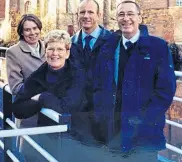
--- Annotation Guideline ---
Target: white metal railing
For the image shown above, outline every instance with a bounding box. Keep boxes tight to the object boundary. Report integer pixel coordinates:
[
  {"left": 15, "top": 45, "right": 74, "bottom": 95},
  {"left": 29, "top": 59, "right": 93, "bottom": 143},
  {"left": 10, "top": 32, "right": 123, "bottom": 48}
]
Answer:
[
  {"left": 2, "top": 83, "right": 62, "bottom": 123},
  {"left": 0, "top": 47, "right": 8, "bottom": 50},
  {"left": 4, "top": 117, "right": 60, "bottom": 162},
  {"left": 164, "top": 71, "right": 182, "bottom": 157},
  {"left": 0, "top": 139, "right": 20, "bottom": 162},
  {"left": 175, "top": 71, "right": 182, "bottom": 77},
  {"left": 0, "top": 82, "right": 68, "bottom": 162}
]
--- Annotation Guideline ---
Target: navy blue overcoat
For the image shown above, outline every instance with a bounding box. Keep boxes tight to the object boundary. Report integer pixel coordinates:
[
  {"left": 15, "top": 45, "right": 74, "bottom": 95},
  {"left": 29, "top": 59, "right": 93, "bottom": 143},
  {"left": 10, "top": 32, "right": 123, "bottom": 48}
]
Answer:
[{"left": 92, "top": 33, "right": 176, "bottom": 151}]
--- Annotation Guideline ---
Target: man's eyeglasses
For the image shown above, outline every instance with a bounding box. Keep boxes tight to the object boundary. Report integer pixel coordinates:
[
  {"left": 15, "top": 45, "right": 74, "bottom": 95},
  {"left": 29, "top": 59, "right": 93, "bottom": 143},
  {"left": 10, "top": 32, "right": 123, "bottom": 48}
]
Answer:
[{"left": 118, "top": 12, "right": 140, "bottom": 19}]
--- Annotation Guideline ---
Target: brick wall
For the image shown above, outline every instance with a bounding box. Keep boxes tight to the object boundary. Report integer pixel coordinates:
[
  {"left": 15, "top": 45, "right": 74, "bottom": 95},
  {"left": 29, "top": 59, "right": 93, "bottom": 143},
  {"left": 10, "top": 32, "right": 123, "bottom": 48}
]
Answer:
[
  {"left": 142, "top": 9, "right": 174, "bottom": 42},
  {"left": 0, "top": 0, "right": 5, "bottom": 19},
  {"left": 138, "top": 0, "right": 177, "bottom": 9},
  {"left": 138, "top": 0, "right": 168, "bottom": 9},
  {"left": 169, "top": 7, "right": 182, "bottom": 42},
  {"left": 169, "top": 0, "right": 177, "bottom": 7}
]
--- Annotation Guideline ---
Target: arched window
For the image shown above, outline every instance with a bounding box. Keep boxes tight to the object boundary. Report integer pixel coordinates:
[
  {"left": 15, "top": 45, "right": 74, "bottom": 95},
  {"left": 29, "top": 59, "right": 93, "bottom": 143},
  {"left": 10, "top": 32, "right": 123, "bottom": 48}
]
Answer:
[{"left": 25, "top": 1, "right": 31, "bottom": 13}]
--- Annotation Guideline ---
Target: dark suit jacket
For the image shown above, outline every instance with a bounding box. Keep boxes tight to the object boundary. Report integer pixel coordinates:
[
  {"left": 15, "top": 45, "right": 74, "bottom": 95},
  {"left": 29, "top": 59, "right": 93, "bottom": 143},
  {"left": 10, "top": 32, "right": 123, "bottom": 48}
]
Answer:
[
  {"left": 70, "top": 26, "right": 112, "bottom": 144},
  {"left": 71, "top": 25, "right": 111, "bottom": 70}
]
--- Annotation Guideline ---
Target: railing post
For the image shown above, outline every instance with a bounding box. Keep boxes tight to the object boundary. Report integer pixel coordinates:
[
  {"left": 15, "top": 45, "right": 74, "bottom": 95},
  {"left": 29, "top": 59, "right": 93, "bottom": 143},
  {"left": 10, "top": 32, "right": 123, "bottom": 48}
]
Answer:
[
  {"left": 3, "top": 84, "right": 13, "bottom": 162},
  {"left": 59, "top": 114, "right": 71, "bottom": 147},
  {"left": 59, "top": 114, "right": 71, "bottom": 132}
]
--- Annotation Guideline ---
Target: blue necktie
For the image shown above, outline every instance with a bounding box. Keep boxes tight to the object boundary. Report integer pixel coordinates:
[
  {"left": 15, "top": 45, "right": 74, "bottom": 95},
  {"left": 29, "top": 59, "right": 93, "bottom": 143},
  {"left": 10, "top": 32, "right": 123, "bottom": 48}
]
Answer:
[
  {"left": 125, "top": 41, "right": 134, "bottom": 51},
  {"left": 84, "top": 35, "right": 93, "bottom": 55}
]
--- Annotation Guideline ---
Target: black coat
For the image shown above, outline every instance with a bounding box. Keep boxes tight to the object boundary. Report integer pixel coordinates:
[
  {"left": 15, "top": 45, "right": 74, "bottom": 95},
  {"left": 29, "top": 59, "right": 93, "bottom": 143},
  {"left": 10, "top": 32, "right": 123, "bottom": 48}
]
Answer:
[{"left": 12, "top": 60, "right": 88, "bottom": 127}]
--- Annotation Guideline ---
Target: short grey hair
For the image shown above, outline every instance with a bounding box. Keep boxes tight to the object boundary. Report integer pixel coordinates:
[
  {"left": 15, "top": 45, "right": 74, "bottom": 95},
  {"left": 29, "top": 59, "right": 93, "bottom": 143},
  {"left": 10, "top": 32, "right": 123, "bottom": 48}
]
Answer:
[{"left": 44, "top": 30, "right": 71, "bottom": 50}]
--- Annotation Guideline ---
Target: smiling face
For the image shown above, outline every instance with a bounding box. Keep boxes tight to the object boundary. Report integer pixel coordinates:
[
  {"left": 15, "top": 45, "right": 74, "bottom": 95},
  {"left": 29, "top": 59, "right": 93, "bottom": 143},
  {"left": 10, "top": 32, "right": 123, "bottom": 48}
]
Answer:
[
  {"left": 46, "top": 42, "right": 70, "bottom": 70},
  {"left": 78, "top": 0, "right": 100, "bottom": 34},
  {"left": 117, "top": 2, "right": 142, "bottom": 39},
  {"left": 22, "top": 20, "right": 41, "bottom": 45}
]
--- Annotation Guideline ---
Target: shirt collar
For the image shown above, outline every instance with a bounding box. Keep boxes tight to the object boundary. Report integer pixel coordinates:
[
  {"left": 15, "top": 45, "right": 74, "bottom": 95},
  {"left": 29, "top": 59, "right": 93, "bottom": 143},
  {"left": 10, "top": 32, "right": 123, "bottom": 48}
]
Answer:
[
  {"left": 82, "top": 26, "right": 101, "bottom": 41},
  {"left": 27, "top": 42, "right": 40, "bottom": 57},
  {"left": 28, "top": 42, "right": 39, "bottom": 52},
  {"left": 122, "top": 30, "right": 140, "bottom": 48}
]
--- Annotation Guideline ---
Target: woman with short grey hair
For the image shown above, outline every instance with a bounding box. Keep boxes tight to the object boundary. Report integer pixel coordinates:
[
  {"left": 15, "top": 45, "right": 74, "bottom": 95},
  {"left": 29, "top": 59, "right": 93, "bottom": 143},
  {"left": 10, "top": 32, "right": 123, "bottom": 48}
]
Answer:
[{"left": 11, "top": 29, "right": 87, "bottom": 161}]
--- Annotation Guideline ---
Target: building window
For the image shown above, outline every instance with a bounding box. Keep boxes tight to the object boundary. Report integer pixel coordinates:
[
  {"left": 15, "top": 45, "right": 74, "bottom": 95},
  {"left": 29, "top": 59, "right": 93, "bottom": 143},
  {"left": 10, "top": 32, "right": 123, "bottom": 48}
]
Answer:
[{"left": 176, "top": 0, "right": 182, "bottom": 6}]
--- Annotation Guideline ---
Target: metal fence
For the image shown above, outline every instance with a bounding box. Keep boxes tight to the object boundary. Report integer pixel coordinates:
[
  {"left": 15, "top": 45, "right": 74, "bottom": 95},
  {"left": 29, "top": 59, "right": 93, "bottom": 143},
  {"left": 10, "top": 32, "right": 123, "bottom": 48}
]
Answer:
[{"left": 0, "top": 82, "right": 70, "bottom": 162}]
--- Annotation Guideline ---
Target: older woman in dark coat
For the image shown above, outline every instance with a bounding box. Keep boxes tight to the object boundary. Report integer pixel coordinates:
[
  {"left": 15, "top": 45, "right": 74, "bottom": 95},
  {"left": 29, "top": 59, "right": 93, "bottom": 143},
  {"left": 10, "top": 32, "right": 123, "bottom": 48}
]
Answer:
[
  {"left": 12, "top": 30, "right": 87, "bottom": 123},
  {"left": 12, "top": 30, "right": 88, "bottom": 161}
]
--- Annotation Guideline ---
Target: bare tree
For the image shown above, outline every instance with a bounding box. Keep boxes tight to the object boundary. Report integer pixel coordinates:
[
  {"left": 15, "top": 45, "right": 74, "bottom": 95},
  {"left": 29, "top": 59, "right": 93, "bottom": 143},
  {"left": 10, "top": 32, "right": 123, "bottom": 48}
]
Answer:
[
  {"left": 56, "top": 0, "right": 61, "bottom": 29},
  {"left": 103, "top": 0, "right": 110, "bottom": 29},
  {"left": 111, "top": 0, "right": 116, "bottom": 11}
]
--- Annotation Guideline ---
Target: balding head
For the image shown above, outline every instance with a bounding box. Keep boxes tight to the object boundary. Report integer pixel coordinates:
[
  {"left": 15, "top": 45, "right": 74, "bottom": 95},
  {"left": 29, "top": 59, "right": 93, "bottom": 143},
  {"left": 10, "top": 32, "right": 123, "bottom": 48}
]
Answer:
[
  {"left": 78, "top": 0, "right": 100, "bottom": 14},
  {"left": 77, "top": 0, "right": 101, "bottom": 34}
]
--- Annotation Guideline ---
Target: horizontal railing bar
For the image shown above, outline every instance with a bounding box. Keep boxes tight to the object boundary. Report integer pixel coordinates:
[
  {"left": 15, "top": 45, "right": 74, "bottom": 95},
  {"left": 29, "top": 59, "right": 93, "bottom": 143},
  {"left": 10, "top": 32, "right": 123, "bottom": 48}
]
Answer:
[
  {"left": 166, "top": 119, "right": 182, "bottom": 129},
  {"left": 173, "top": 96, "right": 182, "bottom": 102},
  {"left": 41, "top": 108, "right": 60, "bottom": 123},
  {"left": 0, "top": 112, "right": 60, "bottom": 162},
  {"left": 0, "top": 83, "right": 61, "bottom": 123},
  {"left": 2, "top": 115, "right": 59, "bottom": 162},
  {"left": 166, "top": 143, "right": 182, "bottom": 155},
  {"left": 175, "top": 71, "right": 182, "bottom": 77},
  {"left": 0, "top": 140, "right": 20, "bottom": 162},
  {"left": 0, "top": 124, "right": 67, "bottom": 138},
  {"left": 0, "top": 47, "right": 8, "bottom": 50},
  {"left": 6, "top": 118, "right": 59, "bottom": 162},
  {"left": 176, "top": 80, "right": 182, "bottom": 83}
]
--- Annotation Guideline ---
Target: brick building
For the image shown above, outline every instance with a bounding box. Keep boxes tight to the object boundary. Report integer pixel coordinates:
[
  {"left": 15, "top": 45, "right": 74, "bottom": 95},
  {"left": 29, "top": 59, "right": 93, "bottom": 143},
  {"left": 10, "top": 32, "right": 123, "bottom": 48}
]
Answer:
[
  {"left": 0, "top": 0, "right": 182, "bottom": 43},
  {"left": 0, "top": 0, "right": 5, "bottom": 39},
  {"left": 0, "top": 0, "right": 5, "bottom": 20},
  {"left": 115, "top": 0, "right": 182, "bottom": 43},
  {"left": 136, "top": 0, "right": 182, "bottom": 43}
]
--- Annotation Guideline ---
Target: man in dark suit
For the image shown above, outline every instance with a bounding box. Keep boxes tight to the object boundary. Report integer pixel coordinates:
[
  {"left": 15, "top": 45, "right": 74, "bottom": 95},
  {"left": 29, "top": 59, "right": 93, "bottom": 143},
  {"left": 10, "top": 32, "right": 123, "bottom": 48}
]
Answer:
[
  {"left": 71, "top": 0, "right": 111, "bottom": 70},
  {"left": 70, "top": 0, "right": 111, "bottom": 146},
  {"left": 92, "top": 1, "right": 176, "bottom": 161}
]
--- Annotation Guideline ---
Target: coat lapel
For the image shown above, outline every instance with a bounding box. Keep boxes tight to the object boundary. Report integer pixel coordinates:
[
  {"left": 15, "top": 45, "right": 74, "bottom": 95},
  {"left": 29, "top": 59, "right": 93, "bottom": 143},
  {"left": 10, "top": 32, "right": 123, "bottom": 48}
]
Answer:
[
  {"left": 92, "top": 27, "right": 110, "bottom": 51},
  {"left": 101, "top": 33, "right": 121, "bottom": 86},
  {"left": 71, "top": 29, "right": 83, "bottom": 52},
  {"left": 18, "top": 40, "right": 45, "bottom": 59}
]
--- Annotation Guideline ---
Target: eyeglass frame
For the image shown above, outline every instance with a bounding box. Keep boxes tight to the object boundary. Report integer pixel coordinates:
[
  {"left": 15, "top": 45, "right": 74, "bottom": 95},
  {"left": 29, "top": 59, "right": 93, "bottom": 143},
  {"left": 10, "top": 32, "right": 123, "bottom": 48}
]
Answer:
[{"left": 117, "top": 12, "right": 140, "bottom": 19}]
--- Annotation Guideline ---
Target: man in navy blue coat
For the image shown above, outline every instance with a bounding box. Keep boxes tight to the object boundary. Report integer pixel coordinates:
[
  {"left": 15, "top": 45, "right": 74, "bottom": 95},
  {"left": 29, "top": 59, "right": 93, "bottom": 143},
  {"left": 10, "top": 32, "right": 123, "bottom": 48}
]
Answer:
[
  {"left": 92, "top": 1, "right": 176, "bottom": 161},
  {"left": 70, "top": 0, "right": 111, "bottom": 145}
]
